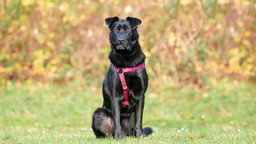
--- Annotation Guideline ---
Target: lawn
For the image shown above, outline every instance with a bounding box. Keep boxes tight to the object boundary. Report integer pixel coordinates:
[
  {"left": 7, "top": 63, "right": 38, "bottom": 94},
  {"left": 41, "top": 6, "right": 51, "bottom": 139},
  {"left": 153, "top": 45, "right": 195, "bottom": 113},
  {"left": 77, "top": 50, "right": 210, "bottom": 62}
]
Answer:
[{"left": 0, "top": 80, "right": 256, "bottom": 143}]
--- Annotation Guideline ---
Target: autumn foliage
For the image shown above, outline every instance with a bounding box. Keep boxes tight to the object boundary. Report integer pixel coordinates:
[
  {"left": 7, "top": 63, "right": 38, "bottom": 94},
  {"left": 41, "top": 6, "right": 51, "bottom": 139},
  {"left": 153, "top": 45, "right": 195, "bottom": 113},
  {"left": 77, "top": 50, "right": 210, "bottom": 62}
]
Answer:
[{"left": 0, "top": 0, "right": 256, "bottom": 86}]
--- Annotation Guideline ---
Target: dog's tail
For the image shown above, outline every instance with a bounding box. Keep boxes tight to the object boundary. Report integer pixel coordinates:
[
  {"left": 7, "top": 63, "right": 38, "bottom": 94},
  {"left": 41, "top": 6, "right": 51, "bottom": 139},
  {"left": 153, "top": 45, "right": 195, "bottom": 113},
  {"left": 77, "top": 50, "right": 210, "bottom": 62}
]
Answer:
[{"left": 143, "top": 127, "right": 153, "bottom": 136}]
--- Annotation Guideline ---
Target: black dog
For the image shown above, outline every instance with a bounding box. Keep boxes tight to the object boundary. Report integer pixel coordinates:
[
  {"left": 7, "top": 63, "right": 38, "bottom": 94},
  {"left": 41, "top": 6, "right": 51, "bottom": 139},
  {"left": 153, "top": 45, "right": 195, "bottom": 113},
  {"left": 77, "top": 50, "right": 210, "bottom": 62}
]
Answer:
[{"left": 91, "top": 16, "right": 152, "bottom": 139}]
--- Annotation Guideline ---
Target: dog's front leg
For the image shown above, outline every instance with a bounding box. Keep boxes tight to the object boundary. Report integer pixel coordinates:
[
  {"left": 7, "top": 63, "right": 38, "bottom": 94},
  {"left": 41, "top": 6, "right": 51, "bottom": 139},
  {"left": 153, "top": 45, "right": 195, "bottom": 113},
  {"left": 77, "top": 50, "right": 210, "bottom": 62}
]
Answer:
[
  {"left": 135, "top": 98, "right": 144, "bottom": 138},
  {"left": 111, "top": 97, "right": 122, "bottom": 139}
]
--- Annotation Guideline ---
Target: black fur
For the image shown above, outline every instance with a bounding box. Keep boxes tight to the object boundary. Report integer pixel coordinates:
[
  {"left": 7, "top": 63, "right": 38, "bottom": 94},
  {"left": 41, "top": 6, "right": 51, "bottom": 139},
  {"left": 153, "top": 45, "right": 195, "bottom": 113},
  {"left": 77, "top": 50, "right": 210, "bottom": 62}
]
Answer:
[{"left": 92, "top": 16, "right": 152, "bottom": 139}]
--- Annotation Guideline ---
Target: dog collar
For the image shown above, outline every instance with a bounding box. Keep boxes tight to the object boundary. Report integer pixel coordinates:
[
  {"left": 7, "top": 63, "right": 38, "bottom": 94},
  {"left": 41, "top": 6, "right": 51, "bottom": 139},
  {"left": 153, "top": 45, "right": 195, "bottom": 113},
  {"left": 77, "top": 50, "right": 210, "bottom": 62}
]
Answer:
[{"left": 112, "top": 63, "right": 145, "bottom": 106}]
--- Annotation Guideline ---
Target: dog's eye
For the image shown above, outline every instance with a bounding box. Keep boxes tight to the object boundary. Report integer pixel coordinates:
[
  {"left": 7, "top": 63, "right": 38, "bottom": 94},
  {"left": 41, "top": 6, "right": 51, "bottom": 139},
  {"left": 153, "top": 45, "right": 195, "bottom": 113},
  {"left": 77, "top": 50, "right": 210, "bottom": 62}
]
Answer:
[
  {"left": 125, "top": 28, "right": 131, "bottom": 33},
  {"left": 114, "top": 29, "right": 120, "bottom": 33}
]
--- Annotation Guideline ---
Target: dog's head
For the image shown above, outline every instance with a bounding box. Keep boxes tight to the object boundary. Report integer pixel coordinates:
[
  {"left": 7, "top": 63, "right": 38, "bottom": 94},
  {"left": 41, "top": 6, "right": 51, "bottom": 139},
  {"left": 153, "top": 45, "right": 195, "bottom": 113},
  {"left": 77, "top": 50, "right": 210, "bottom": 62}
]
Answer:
[{"left": 105, "top": 16, "right": 141, "bottom": 53}]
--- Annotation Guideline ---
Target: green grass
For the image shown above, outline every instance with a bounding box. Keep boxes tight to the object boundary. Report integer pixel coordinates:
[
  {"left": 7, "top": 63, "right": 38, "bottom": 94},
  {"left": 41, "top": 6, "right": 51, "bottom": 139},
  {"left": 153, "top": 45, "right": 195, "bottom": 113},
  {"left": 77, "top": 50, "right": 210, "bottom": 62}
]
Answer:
[{"left": 1, "top": 80, "right": 256, "bottom": 143}]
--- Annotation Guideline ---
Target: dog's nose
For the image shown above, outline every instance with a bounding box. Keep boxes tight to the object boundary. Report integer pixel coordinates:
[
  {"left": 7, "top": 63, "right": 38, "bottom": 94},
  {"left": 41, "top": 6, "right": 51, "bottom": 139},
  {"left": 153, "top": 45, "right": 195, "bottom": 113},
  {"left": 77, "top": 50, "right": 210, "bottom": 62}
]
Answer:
[{"left": 117, "top": 40, "right": 125, "bottom": 45}]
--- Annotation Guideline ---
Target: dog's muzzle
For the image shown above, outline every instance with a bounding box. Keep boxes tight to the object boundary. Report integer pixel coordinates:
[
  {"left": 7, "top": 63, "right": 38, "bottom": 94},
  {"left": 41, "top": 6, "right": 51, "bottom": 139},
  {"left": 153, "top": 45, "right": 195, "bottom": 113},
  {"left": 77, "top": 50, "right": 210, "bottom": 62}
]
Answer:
[
  {"left": 115, "top": 40, "right": 137, "bottom": 52},
  {"left": 116, "top": 40, "right": 129, "bottom": 51}
]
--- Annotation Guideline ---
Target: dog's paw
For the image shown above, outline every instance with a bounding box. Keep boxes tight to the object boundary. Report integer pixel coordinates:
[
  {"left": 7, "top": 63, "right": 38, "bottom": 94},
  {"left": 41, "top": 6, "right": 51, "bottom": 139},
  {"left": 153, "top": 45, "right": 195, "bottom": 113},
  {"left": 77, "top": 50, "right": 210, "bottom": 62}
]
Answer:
[
  {"left": 114, "top": 130, "right": 122, "bottom": 139},
  {"left": 135, "top": 129, "right": 144, "bottom": 138}
]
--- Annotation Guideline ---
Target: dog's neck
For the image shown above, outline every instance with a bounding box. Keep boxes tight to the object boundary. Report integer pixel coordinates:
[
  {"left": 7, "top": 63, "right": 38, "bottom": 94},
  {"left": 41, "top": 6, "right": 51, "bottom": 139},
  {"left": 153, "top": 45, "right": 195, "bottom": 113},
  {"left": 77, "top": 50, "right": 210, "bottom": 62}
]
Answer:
[{"left": 109, "top": 42, "right": 145, "bottom": 68}]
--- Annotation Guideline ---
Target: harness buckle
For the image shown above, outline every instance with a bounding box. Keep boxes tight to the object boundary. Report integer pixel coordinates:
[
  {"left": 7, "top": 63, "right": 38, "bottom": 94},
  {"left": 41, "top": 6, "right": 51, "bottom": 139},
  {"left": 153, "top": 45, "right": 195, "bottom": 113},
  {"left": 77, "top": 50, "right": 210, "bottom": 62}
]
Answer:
[{"left": 117, "top": 69, "right": 123, "bottom": 74}]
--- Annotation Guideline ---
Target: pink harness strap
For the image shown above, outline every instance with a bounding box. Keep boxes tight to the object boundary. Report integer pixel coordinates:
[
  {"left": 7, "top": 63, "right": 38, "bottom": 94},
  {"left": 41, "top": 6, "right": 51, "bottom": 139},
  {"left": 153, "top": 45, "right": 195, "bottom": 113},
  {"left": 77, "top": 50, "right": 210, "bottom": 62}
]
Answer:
[{"left": 113, "top": 63, "right": 145, "bottom": 106}]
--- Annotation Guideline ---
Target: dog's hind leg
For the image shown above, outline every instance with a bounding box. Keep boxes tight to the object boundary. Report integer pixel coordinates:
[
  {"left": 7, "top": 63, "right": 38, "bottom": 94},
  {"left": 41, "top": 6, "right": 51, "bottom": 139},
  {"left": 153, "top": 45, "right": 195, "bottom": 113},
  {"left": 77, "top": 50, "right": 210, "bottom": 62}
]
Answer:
[{"left": 92, "top": 108, "right": 114, "bottom": 138}]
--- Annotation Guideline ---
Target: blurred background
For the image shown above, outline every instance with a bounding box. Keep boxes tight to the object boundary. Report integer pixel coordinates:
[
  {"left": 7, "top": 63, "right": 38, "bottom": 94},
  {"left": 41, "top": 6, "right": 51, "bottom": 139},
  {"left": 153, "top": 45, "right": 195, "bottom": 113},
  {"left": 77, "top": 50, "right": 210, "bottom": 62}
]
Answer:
[
  {"left": 1, "top": 1, "right": 256, "bottom": 142},
  {"left": 0, "top": 0, "right": 256, "bottom": 87}
]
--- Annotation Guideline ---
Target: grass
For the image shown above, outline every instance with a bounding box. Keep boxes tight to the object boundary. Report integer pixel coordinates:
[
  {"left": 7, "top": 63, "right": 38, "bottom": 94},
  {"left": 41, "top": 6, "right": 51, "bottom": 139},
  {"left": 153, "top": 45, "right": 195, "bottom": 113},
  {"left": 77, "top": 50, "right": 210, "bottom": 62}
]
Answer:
[{"left": 0, "top": 79, "right": 256, "bottom": 143}]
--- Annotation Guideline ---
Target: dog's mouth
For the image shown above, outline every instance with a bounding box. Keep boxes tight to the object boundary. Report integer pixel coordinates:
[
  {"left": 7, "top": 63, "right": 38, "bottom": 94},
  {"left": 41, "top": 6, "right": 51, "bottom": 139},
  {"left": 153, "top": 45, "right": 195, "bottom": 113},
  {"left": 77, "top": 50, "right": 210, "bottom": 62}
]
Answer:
[
  {"left": 116, "top": 44, "right": 127, "bottom": 50},
  {"left": 114, "top": 40, "right": 137, "bottom": 53},
  {"left": 116, "top": 44, "right": 132, "bottom": 52}
]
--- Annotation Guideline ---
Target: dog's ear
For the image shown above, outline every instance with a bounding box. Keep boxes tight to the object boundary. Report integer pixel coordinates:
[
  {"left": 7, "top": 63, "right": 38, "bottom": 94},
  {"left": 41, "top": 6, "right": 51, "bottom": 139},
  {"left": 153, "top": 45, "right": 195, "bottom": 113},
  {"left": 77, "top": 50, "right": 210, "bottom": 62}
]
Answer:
[
  {"left": 105, "top": 16, "right": 119, "bottom": 29},
  {"left": 126, "top": 17, "right": 142, "bottom": 29}
]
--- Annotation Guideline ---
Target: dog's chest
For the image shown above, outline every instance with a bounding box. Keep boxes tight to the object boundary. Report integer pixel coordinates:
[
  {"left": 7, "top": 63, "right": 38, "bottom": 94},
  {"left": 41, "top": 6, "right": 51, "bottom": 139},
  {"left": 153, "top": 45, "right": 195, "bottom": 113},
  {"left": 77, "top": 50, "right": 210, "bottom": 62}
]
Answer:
[{"left": 116, "top": 72, "right": 145, "bottom": 99}]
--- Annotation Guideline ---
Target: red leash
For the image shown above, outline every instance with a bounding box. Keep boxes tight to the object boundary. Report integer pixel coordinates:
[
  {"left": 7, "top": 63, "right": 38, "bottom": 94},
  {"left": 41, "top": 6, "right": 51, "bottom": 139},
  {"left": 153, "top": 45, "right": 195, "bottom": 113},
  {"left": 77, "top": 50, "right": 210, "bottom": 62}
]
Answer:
[{"left": 113, "top": 63, "right": 145, "bottom": 106}]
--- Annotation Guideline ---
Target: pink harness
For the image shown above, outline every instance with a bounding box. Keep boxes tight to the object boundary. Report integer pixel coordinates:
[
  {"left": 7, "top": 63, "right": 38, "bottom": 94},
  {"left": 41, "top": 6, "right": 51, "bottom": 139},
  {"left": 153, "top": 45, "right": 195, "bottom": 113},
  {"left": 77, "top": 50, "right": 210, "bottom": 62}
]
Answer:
[{"left": 113, "top": 63, "right": 145, "bottom": 106}]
